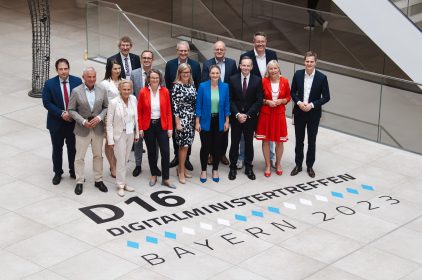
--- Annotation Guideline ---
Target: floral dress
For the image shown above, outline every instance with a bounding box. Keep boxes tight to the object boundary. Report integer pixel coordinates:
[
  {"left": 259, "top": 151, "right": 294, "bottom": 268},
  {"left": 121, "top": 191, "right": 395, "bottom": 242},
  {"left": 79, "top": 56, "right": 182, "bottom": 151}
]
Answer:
[{"left": 171, "top": 83, "right": 196, "bottom": 147}]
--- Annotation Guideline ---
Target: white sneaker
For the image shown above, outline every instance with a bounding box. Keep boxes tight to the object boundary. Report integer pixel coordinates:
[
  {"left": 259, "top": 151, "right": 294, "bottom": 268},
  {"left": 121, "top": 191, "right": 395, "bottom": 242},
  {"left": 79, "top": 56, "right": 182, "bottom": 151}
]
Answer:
[
  {"left": 124, "top": 185, "right": 135, "bottom": 192},
  {"left": 236, "top": 159, "right": 244, "bottom": 169}
]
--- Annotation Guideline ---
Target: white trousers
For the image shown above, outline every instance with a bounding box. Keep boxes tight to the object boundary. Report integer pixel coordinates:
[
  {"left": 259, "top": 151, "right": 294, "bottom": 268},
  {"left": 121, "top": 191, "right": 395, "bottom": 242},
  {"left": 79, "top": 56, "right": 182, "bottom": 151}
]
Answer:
[{"left": 114, "top": 132, "right": 134, "bottom": 188}]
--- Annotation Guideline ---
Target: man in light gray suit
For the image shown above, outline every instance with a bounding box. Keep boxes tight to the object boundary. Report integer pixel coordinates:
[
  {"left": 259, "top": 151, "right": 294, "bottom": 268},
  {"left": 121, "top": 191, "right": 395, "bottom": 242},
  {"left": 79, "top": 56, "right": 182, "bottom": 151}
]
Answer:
[
  {"left": 130, "top": 50, "right": 160, "bottom": 177},
  {"left": 68, "top": 66, "right": 109, "bottom": 195}
]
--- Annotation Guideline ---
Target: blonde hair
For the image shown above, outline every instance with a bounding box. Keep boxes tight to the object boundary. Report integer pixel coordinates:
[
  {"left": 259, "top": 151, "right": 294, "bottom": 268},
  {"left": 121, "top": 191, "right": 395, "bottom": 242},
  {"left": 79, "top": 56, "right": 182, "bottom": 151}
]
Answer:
[
  {"left": 118, "top": 80, "right": 133, "bottom": 92},
  {"left": 264, "top": 60, "right": 281, "bottom": 78},
  {"left": 174, "top": 63, "right": 193, "bottom": 84}
]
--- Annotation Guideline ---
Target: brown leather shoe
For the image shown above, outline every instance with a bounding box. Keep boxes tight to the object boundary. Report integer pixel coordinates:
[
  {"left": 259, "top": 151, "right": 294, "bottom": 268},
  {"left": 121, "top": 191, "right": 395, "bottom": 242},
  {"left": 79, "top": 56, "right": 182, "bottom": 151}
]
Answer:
[
  {"left": 290, "top": 166, "right": 302, "bottom": 176},
  {"left": 307, "top": 167, "right": 315, "bottom": 178},
  {"left": 220, "top": 155, "right": 229, "bottom": 165}
]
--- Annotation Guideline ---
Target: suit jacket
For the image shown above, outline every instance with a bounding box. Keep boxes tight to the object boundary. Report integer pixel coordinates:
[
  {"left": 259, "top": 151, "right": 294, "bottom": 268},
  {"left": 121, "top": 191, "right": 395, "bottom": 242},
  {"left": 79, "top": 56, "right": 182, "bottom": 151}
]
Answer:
[
  {"left": 137, "top": 86, "right": 173, "bottom": 131},
  {"left": 106, "top": 52, "right": 141, "bottom": 79},
  {"left": 239, "top": 49, "right": 278, "bottom": 78},
  {"left": 261, "top": 76, "right": 291, "bottom": 114},
  {"left": 196, "top": 80, "right": 230, "bottom": 132},
  {"left": 130, "top": 67, "right": 145, "bottom": 98},
  {"left": 229, "top": 73, "right": 263, "bottom": 117},
  {"left": 106, "top": 95, "right": 140, "bottom": 145},
  {"left": 68, "top": 83, "right": 108, "bottom": 137},
  {"left": 290, "top": 69, "right": 330, "bottom": 118},
  {"left": 164, "top": 58, "right": 201, "bottom": 91},
  {"left": 201, "top": 57, "right": 238, "bottom": 83},
  {"left": 42, "top": 75, "right": 82, "bottom": 131}
]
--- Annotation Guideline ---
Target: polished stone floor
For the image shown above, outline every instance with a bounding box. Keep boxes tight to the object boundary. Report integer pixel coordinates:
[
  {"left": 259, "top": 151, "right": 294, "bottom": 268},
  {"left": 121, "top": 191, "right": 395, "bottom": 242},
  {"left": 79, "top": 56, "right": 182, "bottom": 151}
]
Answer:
[{"left": 1, "top": 1, "right": 422, "bottom": 279}]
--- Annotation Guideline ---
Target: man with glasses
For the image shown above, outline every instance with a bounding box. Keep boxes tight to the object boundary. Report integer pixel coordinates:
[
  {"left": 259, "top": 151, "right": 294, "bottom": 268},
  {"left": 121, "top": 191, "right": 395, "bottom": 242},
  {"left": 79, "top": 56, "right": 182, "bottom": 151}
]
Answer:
[
  {"left": 106, "top": 36, "right": 141, "bottom": 79},
  {"left": 201, "top": 41, "right": 237, "bottom": 165},
  {"left": 130, "top": 50, "right": 160, "bottom": 177},
  {"left": 164, "top": 41, "right": 201, "bottom": 170}
]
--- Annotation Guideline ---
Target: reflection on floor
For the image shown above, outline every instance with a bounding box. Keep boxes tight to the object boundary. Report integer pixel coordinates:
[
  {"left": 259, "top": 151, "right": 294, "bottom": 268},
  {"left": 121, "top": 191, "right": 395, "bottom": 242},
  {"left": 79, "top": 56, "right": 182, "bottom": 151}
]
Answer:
[{"left": 0, "top": 1, "right": 421, "bottom": 279}]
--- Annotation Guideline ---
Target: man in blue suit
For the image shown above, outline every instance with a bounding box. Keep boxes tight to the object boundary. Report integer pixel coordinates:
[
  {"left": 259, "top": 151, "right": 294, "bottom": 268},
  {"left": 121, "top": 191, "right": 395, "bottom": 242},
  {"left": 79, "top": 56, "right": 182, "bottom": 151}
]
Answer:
[
  {"left": 290, "top": 51, "right": 330, "bottom": 178},
  {"left": 42, "top": 58, "right": 82, "bottom": 185},
  {"left": 201, "top": 40, "right": 237, "bottom": 165},
  {"left": 164, "top": 41, "right": 201, "bottom": 170}
]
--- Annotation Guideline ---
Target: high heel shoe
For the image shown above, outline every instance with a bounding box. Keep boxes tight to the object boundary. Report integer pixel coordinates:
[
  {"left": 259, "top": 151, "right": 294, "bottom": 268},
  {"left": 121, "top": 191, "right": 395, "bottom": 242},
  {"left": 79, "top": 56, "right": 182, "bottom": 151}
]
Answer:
[
  {"left": 176, "top": 168, "right": 186, "bottom": 184},
  {"left": 264, "top": 171, "right": 271, "bottom": 177},
  {"left": 276, "top": 165, "right": 283, "bottom": 176},
  {"left": 212, "top": 171, "right": 220, "bottom": 182},
  {"left": 184, "top": 172, "right": 192, "bottom": 178},
  {"left": 200, "top": 171, "right": 207, "bottom": 183}
]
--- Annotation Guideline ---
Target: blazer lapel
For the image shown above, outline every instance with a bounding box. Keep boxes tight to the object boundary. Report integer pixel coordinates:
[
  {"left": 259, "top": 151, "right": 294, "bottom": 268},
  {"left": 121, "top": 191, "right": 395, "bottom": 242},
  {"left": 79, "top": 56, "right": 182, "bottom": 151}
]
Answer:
[{"left": 54, "top": 77, "right": 65, "bottom": 110}]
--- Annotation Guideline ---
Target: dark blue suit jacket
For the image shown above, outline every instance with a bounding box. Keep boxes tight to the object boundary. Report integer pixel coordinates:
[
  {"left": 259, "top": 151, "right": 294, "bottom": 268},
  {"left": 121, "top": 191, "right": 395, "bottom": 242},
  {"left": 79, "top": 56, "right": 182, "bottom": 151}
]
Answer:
[
  {"left": 229, "top": 73, "right": 263, "bottom": 117},
  {"left": 239, "top": 49, "right": 278, "bottom": 78},
  {"left": 201, "top": 57, "right": 237, "bottom": 83},
  {"left": 164, "top": 58, "right": 201, "bottom": 91},
  {"left": 106, "top": 52, "right": 141, "bottom": 79},
  {"left": 290, "top": 69, "right": 330, "bottom": 118},
  {"left": 42, "top": 75, "right": 82, "bottom": 131},
  {"left": 196, "top": 80, "right": 230, "bottom": 131}
]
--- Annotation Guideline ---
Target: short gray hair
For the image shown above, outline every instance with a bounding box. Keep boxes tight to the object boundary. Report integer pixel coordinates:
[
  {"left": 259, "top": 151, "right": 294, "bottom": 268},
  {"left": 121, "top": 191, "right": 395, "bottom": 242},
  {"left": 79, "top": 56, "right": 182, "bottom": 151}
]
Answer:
[{"left": 82, "top": 66, "right": 96, "bottom": 75}]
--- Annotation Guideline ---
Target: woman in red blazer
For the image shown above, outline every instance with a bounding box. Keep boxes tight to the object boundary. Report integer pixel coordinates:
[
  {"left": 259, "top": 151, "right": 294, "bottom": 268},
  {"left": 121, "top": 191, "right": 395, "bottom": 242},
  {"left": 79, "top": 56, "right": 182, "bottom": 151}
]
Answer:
[
  {"left": 137, "top": 69, "right": 175, "bottom": 189},
  {"left": 256, "top": 60, "right": 291, "bottom": 177}
]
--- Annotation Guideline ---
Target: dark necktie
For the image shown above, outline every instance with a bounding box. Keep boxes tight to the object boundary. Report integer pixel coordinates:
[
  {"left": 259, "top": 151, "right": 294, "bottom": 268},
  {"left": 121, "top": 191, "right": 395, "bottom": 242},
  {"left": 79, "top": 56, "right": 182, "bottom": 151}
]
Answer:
[
  {"left": 242, "top": 77, "right": 247, "bottom": 97},
  {"left": 62, "top": 81, "right": 69, "bottom": 110},
  {"left": 124, "top": 57, "right": 130, "bottom": 77}
]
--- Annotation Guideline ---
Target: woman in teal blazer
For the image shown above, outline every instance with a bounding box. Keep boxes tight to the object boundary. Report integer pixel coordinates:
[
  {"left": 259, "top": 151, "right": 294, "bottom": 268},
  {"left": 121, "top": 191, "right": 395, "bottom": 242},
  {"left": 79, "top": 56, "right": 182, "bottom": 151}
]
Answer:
[{"left": 195, "top": 65, "right": 230, "bottom": 183}]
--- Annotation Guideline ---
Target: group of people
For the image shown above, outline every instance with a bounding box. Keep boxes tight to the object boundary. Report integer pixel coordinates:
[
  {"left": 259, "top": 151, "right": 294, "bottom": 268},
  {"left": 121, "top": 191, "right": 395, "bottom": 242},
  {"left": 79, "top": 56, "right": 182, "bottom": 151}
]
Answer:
[{"left": 42, "top": 32, "right": 330, "bottom": 197}]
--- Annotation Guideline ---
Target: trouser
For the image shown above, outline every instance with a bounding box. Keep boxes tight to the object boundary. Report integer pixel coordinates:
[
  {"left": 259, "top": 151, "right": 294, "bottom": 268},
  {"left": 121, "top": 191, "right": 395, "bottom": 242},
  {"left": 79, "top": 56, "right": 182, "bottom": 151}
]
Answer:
[
  {"left": 294, "top": 113, "right": 320, "bottom": 168},
  {"left": 144, "top": 120, "right": 170, "bottom": 180},
  {"left": 229, "top": 116, "right": 257, "bottom": 169},
  {"left": 75, "top": 130, "right": 104, "bottom": 184},
  {"left": 200, "top": 115, "right": 222, "bottom": 171},
  {"left": 49, "top": 124, "right": 75, "bottom": 175},
  {"left": 114, "top": 132, "right": 134, "bottom": 188}
]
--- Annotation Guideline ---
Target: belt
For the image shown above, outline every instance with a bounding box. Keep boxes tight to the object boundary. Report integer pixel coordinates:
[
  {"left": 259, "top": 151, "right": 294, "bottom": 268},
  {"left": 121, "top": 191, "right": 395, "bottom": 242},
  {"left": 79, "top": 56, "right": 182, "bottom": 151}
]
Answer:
[
  {"left": 211, "top": 113, "right": 219, "bottom": 118},
  {"left": 151, "top": 118, "right": 160, "bottom": 124}
]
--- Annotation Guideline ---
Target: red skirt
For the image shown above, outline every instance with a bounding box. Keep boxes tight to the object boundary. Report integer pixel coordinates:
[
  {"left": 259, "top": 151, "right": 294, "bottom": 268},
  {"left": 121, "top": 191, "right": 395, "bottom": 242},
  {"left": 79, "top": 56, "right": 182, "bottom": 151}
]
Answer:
[{"left": 256, "top": 109, "right": 288, "bottom": 142}]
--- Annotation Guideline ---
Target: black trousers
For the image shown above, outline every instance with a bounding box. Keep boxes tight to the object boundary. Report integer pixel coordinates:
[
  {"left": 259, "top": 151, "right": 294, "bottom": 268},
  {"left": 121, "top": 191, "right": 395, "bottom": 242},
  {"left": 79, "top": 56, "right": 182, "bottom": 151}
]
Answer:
[
  {"left": 200, "top": 115, "right": 222, "bottom": 171},
  {"left": 229, "top": 115, "right": 257, "bottom": 170},
  {"left": 144, "top": 120, "right": 170, "bottom": 180},
  {"left": 220, "top": 130, "right": 229, "bottom": 157},
  {"left": 49, "top": 124, "right": 76, "bottom": 175},
  {"left": 171, "top": 114, "right": 191, "bottom": 158},
  {"left": 294, "top": 113, "right": 320, "bottom": 168}
]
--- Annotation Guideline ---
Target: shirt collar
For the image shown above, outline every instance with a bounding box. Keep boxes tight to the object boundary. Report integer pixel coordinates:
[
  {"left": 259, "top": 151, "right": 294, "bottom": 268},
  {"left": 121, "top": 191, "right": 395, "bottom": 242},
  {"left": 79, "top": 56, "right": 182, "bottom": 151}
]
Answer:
[
  {"left": 241, "top": 74, "right": 250, "bottom": 80},
  {"left": 84, "top": 84, "right": 96, "bottom": 91},
  {"left": 120, "top": 52, "right": 129, "bottom": 59},
  {"left": 214, "top": 57, "right": 225, "bottom": 64},
  {"left": 305, "top": 69, "right": 315, "bottom": 78},
  {"left": 59, "top": 77, "right": 69, "bottom": 83},
  {"left": 254, "top": 48, "right": 266, "bottom": 58},
  {"left": 148, "top": 85, "right": 161, "bottom": 92}
]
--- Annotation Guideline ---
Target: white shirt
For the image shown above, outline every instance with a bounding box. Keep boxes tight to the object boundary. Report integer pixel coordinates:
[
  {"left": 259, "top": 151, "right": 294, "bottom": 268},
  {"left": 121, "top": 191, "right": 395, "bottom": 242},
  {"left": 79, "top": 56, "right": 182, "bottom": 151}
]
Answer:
[
  {"left": 120, "top": 53, "right": 132, "bottom": 78},
  {"left": 59, "top": 77, "right": 70, "bottom": 109},
  {"left": 271, "top": 82, "right": 279, "bottom": 101},
  {"left": 303, "top": 69, "right": 315, "bottom": 104},
  {"left": 254, "top": 48, "right": 266, "bottom": 77},
  {"left": 84, "top": 84, "right": 96, "bottom": 112},
  {"left": 215, "top": 58, "right": 226, "bottom": 82},
  {"left": 149, "top": 85, "right": 161, "bottom": 119}
]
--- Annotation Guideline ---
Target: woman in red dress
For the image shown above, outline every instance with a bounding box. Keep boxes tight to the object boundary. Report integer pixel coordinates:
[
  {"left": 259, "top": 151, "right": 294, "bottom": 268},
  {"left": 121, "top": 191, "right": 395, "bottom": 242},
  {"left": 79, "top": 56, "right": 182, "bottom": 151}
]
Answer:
[{"left": 256, "top": 60, "right": 291, "bottom": 177}]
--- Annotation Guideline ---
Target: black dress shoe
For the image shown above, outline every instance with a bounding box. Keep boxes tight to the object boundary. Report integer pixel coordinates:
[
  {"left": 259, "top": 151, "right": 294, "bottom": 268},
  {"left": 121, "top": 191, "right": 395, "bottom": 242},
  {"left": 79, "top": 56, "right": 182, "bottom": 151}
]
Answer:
[
  {"left": 307, "top": 167, "right": 315, "bottom": 178},
  {"left": 75, "top": 183, "right": 83, "bottom": 195},
  {"left": 52, "top": 174, "right": 62, "bottom": 185},
  {"left": 69, "top": 170, "right": 76, "bottom": 179},
  {"left": 94, "top": 181, "right": 108, "bottom": 192},
  {"left": 290, "top": 166, "right": 302, "bottom": 176},
  {"left": 156, "top": 167, "right": 162, "bottom": 176},
  {"left": 185, "top": 159, "right": 193, "bottom": 171},
  {"left": 132, "top": 166, "right": 142, "bottom": 177},
  {"left": 245, "top": 168, "right": 256, "bottom": 180},
  {"left": 169, "top": 157, "right": 178, "bottom": 168},
  {"left": 228, "top": 169, "right": 237, "bottom": 180}
]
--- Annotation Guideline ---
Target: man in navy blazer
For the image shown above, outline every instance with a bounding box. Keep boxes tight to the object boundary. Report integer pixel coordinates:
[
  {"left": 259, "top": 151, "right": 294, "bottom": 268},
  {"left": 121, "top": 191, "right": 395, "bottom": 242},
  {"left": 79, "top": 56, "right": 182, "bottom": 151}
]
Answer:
[
  {"left": 290, "top": 51, "right": 330, "bottom": 178},
  {"left": 164, "top": 41, "right": 201, "bottom": 170},
  {"left": 201, "top": 40, "right": 237, "bottom": 165},
  {"left": 228, "top": 56, "right": 263, "bottom": 181},
  {"left": 42, "top": 58, "right": 82, "bottom": 185},
  {"left": 239, "top": 31, "right": 278, "bottom": 78},
  {"left": 106, "top": 36, "right": 141, "bottom": 79}
]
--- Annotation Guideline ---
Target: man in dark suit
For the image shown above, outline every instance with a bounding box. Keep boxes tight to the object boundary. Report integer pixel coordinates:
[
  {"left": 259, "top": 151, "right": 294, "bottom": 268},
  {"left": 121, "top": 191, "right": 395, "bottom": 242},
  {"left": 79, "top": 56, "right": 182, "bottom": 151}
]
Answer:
[
  {"left": 228, "top": 56, "right": 263, "bottom": 181},
  {"left": 164, "top": 41, "right": 201, "bottom": 170},
  {"left": 201, "top": 40, "right": 237, "bottom": 165},
  {"left": 42, "top": 58, "right": 82, "bottom": 185},
  {"left": 290, "top": 51, "right": 330, "bottom": 178},
  {"left": 106, "top": 36, "right": 141, "bottom": 79}
]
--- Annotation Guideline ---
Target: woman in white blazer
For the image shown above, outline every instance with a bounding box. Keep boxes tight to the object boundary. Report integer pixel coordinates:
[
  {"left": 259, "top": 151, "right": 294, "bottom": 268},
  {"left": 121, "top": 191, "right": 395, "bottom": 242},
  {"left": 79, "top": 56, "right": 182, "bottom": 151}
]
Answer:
[{"left": 106, "top": 80, "right": 140, "bottom": 196}]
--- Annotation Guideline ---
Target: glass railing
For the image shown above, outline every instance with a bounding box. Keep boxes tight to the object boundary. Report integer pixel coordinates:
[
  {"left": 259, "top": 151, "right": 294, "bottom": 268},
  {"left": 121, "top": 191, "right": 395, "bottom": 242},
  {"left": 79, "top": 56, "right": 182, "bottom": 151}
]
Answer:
[
  {"left": 86, "top": 1, "right": 422, "bottom": 154},
  {"left": 172, "top": 0, "right": 411, "bottom": 81},
  {"left": 391, "top": 0, "right": 422, "bottom": 30}
]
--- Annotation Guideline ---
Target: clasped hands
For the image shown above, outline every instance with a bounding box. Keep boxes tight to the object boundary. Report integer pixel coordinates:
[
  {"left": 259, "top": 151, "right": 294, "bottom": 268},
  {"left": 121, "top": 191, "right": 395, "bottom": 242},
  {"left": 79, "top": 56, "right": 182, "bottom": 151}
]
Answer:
[
  {"left": 83, "top": 116, "right": 101, "bottom": 128},
  {"left": 299, "top": 102, "right": 313, "bottom": 112}
]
